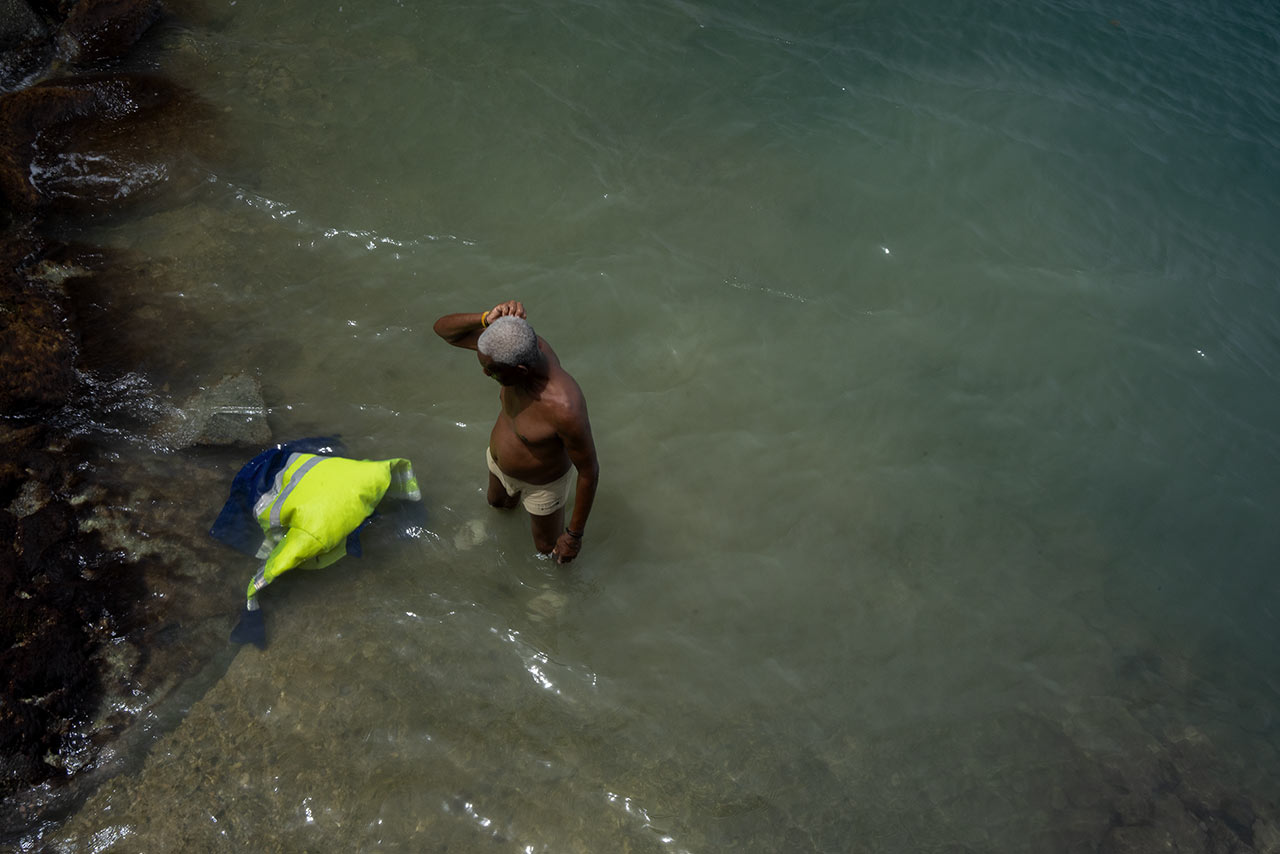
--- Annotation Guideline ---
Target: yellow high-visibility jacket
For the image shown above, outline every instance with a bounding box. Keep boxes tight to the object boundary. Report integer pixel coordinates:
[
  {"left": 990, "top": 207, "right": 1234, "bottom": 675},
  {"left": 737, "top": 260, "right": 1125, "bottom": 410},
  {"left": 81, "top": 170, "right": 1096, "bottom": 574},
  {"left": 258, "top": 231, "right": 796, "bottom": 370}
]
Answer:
[{"left": 245, "top": 453, "right": 420, "bottom": 602}]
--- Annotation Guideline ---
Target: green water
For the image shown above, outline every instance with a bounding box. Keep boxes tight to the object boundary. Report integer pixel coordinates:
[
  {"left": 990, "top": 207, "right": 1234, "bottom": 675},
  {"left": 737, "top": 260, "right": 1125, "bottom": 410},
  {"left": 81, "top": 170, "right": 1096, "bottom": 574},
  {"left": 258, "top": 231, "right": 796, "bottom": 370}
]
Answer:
[{"left": 36, "top": 0, "right": 1280, "bottom": 850}]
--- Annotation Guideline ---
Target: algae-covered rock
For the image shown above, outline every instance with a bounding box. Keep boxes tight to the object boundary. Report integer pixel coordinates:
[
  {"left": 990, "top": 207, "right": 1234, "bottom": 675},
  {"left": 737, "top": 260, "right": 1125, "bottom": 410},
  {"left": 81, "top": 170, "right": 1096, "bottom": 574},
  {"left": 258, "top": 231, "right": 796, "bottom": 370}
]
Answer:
[
  {"left": 1, "top": 0, "right": 248, "bottom": 841},
  {"left": 0, "top": 72, "right": 215, "bottom": 216},
  {"left": 0, "top": 264, "right": 78, "bottom": 417}
]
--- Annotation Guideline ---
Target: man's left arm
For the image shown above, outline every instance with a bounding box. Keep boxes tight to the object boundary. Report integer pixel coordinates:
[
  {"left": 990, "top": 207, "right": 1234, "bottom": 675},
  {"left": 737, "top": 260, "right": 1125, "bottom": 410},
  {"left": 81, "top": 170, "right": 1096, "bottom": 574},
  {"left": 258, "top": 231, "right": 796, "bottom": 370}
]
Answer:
[{"left": 553, "top": 405, "right": 599, "bottom": 565}]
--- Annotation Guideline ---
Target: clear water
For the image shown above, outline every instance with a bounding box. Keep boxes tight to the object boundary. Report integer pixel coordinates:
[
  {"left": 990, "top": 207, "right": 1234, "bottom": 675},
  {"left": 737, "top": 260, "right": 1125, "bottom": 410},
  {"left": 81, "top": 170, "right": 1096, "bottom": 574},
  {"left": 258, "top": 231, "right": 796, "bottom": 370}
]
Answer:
[{"left": 38, "top": 0, "right": 1280, "bottom": 850}]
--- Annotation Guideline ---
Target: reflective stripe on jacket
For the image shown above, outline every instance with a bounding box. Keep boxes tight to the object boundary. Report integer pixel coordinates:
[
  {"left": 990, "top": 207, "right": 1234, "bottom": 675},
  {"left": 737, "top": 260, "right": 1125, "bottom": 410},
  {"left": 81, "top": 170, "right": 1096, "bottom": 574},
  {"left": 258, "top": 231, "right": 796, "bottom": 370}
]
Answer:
[{"left": 246, "top": 453, "right": 420, "bottom": 600}]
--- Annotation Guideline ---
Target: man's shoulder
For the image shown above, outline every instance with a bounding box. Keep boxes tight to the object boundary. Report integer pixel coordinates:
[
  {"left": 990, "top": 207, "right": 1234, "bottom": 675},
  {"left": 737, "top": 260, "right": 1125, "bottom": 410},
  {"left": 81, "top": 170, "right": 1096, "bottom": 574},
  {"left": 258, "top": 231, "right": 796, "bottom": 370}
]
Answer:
[{"left": 543, "top": 371, "right": 588, "bottom": 419}]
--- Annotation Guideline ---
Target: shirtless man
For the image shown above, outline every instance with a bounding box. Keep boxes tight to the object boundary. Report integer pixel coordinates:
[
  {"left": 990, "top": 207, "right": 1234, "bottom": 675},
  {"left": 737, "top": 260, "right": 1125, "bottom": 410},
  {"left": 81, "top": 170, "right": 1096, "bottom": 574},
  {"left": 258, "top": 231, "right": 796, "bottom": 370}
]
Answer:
[{"left": 433, "top": 301, "right": 599, "bottom": 564}]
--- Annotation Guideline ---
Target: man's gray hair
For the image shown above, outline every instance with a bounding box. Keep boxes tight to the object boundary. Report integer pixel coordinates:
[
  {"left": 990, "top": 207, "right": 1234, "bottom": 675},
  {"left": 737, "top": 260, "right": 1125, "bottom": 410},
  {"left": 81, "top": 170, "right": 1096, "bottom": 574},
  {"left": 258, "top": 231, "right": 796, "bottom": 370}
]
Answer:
[{"left": 478, "top": 316, "right": 540, "bottom": 367}]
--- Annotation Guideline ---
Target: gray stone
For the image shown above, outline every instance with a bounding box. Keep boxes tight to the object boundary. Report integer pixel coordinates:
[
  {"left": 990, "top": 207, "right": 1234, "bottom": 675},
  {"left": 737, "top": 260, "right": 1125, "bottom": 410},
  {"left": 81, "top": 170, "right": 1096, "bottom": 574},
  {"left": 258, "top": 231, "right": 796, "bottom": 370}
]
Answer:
[{"left": 155, "top": 373, "right": 272, "bottom": 449}]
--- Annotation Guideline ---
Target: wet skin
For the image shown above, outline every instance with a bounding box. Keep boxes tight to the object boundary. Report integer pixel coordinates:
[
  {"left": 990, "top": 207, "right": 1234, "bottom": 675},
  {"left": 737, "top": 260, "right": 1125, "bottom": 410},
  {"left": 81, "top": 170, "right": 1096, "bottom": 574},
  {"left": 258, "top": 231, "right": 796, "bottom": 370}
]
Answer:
[{"left": 434, "top": 301, "right": 599, "bottom": 563}]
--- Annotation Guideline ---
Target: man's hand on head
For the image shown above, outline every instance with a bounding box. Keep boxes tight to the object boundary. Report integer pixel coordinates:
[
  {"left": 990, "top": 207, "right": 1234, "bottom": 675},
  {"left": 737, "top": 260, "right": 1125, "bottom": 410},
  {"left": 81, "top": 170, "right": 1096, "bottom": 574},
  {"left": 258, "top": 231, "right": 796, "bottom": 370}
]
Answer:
[{"left": 488, "top": 301, "right": 526, "bottom": 321}]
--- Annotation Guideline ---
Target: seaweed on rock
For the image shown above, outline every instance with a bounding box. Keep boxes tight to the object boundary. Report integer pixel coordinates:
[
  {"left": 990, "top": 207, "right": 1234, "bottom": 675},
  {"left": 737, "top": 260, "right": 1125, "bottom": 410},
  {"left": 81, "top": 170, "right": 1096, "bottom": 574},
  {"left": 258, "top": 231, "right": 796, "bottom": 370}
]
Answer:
[{"left": 1, "top": 0, "right": 244, "bottom": 842}]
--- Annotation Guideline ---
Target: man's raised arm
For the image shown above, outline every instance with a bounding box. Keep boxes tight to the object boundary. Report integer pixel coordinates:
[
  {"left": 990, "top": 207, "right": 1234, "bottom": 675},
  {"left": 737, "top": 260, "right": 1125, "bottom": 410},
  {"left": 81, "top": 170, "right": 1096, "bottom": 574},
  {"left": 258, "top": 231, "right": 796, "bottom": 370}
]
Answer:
[{"left": 433, "top": 300, "right": 526, "bottom": 350}]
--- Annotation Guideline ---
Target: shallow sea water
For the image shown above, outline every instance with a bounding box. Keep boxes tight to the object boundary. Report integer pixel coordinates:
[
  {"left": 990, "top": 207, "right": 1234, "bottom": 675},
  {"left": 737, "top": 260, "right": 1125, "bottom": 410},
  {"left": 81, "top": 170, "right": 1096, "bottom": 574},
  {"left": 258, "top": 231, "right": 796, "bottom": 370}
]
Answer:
[{"left": 32, "top": 0, "right": 1280, "bottom": 850}]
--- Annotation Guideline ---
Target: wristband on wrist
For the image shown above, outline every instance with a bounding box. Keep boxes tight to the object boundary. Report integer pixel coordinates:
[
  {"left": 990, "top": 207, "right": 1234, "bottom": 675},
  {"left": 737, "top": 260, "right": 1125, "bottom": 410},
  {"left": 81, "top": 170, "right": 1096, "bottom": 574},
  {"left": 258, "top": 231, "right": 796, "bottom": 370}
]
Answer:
[
  {"left": 481, "top": 310, "right": 490, "bottom": 327},
  {"left": 566, "top": 527, "right": 584, "bottom": 540}
]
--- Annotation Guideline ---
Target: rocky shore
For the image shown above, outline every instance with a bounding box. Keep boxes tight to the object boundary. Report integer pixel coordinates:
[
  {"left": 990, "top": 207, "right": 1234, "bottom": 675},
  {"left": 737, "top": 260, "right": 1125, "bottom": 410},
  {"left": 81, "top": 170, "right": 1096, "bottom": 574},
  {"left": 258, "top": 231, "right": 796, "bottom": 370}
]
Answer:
[{"left": 1, "top": 0, "right": 265, "bottom": 841}]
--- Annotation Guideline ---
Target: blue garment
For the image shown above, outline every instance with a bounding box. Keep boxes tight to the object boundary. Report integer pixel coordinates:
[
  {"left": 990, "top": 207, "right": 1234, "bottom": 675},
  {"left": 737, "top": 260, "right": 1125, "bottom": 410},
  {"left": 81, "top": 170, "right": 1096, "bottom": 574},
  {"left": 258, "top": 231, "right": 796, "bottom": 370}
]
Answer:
[
  {"left": 214, "top": 437, "right": 426, "bottom": 651},
  {"left": 209, "top": 437, "right": 361, "bottom": 557}
]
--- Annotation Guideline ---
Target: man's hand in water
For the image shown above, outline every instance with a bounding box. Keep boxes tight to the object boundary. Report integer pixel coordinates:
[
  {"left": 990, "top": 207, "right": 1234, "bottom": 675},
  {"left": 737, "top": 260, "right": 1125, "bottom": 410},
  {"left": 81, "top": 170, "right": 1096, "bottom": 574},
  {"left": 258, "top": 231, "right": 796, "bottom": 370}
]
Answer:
[
  {"left": 553, "top": 530, "right": 582, "bottom": 565},
  {"left": 487, "top": 300, "right": 525, "bottom": 322}
]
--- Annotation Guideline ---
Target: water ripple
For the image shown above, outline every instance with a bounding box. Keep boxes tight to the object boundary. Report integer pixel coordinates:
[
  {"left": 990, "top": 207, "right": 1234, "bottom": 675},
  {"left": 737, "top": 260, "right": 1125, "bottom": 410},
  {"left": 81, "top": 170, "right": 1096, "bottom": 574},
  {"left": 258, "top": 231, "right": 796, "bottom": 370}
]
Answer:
[
  {"left": 225, "top": 181, "right": 477, "bottom": 252},
  {"left": 604, "top": 788, "right": 690, "bottom": 852},
  {"left": 492, "top": 626, "right": 599, "bottom": 698}
]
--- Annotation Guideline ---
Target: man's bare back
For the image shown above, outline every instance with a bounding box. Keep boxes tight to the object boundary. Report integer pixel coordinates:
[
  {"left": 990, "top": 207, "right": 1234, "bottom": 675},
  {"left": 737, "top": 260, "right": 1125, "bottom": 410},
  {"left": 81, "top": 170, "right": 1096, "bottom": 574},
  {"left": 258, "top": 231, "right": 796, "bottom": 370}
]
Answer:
[{"left": 433, "top": 301, "right": 598, "bottom": 563}]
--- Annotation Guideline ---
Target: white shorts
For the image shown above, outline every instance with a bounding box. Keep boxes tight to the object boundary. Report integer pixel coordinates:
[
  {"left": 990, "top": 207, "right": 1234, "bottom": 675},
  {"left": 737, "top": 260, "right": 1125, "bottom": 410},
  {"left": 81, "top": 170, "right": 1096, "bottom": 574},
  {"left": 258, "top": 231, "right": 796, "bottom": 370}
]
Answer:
[{"left": 486, "top": 447, "right": 573, "bottom": 516}]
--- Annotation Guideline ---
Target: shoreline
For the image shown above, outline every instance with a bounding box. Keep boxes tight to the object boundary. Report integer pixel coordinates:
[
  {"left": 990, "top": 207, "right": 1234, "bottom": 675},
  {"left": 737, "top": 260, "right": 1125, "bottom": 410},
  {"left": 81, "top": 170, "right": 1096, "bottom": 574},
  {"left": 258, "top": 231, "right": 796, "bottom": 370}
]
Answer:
[{"left": 1, "top": 1, "right": 260, "bottom": 841}]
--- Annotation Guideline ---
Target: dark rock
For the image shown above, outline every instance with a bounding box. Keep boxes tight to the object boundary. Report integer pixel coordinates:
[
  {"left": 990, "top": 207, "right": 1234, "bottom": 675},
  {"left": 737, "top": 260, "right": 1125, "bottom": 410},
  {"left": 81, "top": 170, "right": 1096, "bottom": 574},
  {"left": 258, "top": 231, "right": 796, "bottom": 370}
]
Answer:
[
  {"left": 0, "top": 0, "right": 241, "bottom": 842},
  {"left": 0, "top": 0, "right": 47, "bottom": 47},
  {"left": 0, "top": 0, "right": 50, "bottom": 92},
  {"left": 0, "top": 80, "right": 102, "bottom": 213},
  {"left": 0, "top": 252, "right": 78, "bottom": 417},
  {"left": 0, "top": 464, "right": 22, "bottom": 505},
  {"left": 1101, "top": 794, "right": 1210, "bottom": 854},
  {"left": 16, "top": 500, "right": 75, "bottom": 571},
  {"left": 0, "top": 72, "right": 214, "bottom": 216},
  {"left": 0, "top": 424, "right": 46, "bottom": 503},
  {"left": 1110, "top": 789, "right": 1156, "bottom": 828},
  {"left": 0, "top": 513, "right": 17, "bottom": 589},
  {"left": 37, "top": 241, "right": 218, "bottom": 385},
  {"left": 24, "top": 0, "right": 76, "bottom": 18},
  {"left": 58, "top": 0, "right": 163, "bottom": 65},
  {"left": 1220, "top": 798, "right": 1258, "bottom": 845},
  {"left": 0, "top": 462, "right": 134, "bottom": 813},
  {"left": 0, "top": 441, "right": 163, "bottom": 838}
]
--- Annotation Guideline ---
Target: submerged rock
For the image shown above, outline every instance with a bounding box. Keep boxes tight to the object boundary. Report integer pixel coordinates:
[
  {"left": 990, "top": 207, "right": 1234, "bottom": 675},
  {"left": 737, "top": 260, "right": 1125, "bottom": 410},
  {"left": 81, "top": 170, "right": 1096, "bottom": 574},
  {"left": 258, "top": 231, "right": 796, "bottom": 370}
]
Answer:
[
  {"left": 0, "top": 426, "right": 249, "bottom": 841},
  {"left": 3, "top": 0, "right": 170, "bottom": 92},
  {"left": 0, "top": 424, "right": 146, "bottom": 829},
  {"left": 33, "top": 240, "right": 223, "bottom": 387},
  {"left": 0, "top": 0, "right": 50, "bottom": 91},
  {"left": 155, "top": 373, "right": 272, "bottom": 449},
  {"left": 0, "top": 72, "right": 214, "bottom": 216},
  {"left": 0, "top": 1, "right": 233, "bottom": 839},
  {"left": 0, "top": 81, "right": 93, "bottom": 212},
  {"left": 0, "top": 0, "right": 47, "bottom": 50},
  {"left": 58, "top": 0, "right": 164, "bottom": 66},
  {"left": 0, "top": 233, "right": 78, "bottom": 416},
  {"left": 0, "top": 277, "right": 77, "bottom": 415}
]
